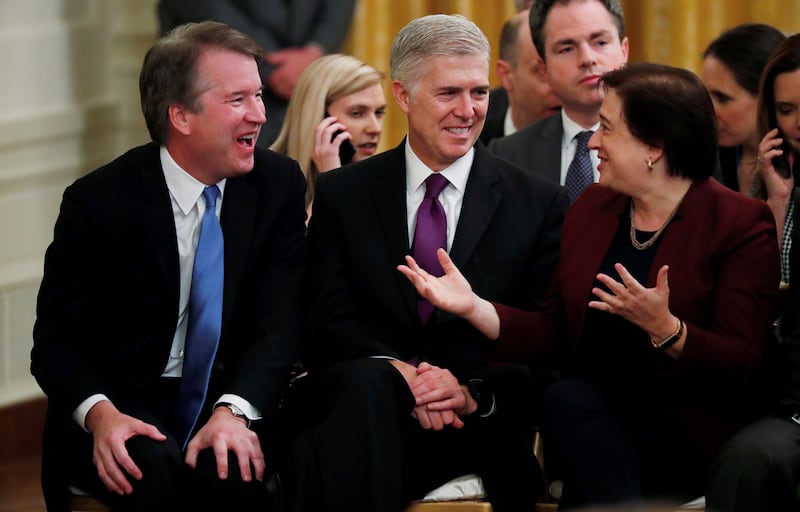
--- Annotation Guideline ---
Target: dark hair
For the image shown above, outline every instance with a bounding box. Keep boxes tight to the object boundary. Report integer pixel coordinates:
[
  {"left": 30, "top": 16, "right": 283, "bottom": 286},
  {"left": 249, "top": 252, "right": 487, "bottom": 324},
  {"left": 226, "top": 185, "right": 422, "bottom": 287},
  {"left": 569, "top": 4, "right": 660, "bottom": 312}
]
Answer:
[
  {"left": 703, "top": 24, "right": 785, "bottom": 95},
  {"left": 530, "top": 0, "right": 625, "bottom": 62},
  {"left": 758, "top": 34, "right": 800, "bottom": 141},
  {"left": 139, "top": 21, "right": 263, "bottom": 145},
  {"left": 498, "top": 14, "right": 526, "bottom": 64},
  {"left": 601, "top": 63, "right": 717, "bottom": 180}
]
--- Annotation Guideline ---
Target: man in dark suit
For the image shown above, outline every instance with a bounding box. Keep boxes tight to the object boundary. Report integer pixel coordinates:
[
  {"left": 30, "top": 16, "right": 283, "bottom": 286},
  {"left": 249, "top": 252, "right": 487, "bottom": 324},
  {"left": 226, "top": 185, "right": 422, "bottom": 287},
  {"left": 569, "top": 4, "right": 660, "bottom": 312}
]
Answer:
[
  {"left": 488, "top": 0, "right": 628, "bottom": 192},
  {"left": 480, "top": 7, "right": 560, "bottom": 145},
  {"left": 31, "top": 22, "right": 306, "bottom": 511},
  {"left": 281, "top": 14, "right": 568, "bottom": 512},
  {"left": 158, "top": 0, "right": 356, "bottom": 146}
]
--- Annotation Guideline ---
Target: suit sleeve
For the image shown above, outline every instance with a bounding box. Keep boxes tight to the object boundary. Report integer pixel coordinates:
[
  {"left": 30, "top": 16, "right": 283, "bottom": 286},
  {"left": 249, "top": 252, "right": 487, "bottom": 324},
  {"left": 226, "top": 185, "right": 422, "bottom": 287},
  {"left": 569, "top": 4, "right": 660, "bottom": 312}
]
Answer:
[
  {"left": 671, "top": 201, "right": 780, "bottom": 379},
  {"left": 31, "top": 182, "right": 121, "bottom": 414},
  {"left": 305, "top": 0, "right": 356, "bottom": 53}
]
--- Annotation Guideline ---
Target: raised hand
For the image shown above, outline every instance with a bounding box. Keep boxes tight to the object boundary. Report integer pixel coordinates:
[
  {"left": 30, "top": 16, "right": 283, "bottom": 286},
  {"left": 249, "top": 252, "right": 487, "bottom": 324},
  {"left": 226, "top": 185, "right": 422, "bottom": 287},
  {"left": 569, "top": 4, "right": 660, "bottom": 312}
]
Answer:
[
  {"left": 312, "top": 116, "right": 351, "bottom": 173},
  {"left": 589, "top": 263, "right": 678, "bottom": 341},
  {"left": 397, "top": 249, "right": 475, "bottom": 316}
]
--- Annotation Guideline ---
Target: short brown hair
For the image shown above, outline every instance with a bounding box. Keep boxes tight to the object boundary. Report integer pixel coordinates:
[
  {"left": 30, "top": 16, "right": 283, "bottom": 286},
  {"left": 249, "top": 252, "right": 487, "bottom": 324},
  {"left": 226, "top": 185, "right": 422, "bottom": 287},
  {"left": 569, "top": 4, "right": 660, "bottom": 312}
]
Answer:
[
  {"left": 139, "top": 21, "right": 263, "bottom": 145},
  {"left": 600, "top": 63, "right": 717, "bottom": 180}
]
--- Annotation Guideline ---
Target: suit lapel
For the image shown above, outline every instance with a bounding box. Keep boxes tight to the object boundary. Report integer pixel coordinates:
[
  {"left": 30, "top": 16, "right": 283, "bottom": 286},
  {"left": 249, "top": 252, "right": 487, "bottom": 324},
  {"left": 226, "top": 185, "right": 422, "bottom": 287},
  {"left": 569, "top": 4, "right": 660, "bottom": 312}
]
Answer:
[
  {"left": 450, "top": 146, "right": 502, "bottom": 268},
  {"left": 538, "top": 115, "right": 563, "bottom": 185},
  {"left": 136, "top": 149, "right": 180, "bottom": 305},
  {"left": 220, "top": 176, "right": 256, "bottom": 332},
  {"left": 368, "top": 144, "right": 419, "bottom": 321},
  {"left": 568, "top": 190, "right": 626, "bottom": 335}
]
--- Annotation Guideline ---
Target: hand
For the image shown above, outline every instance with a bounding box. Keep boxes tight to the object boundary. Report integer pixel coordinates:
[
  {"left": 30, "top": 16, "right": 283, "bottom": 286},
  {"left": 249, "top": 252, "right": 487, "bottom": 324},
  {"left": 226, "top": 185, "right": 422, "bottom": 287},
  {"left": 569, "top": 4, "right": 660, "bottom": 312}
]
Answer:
[
  {"left": 758, "top": 128, "right": 794, "bottom": 202},
  {"left": 312, "top": 116, "right": 351, "bottom": 173},
  {"left": 185, "top": 407, "right": 264, "bottom": 483},
  {"left": 389, "top": 360, "right": 464, "bottom": 430},
  {"left": 588, "top": 264, "right": 677, "bottom": 339},
  {"left": 265, "top": 45, "right": 324, "bottom": 100},
  {"left": 411, "top": 362, "right": 468, "bottom": 417},
  {"left": 85, "top": 400, "right": 167, "bottom": 495},
  {"left": 398, "top": 249, "right": 476, "bottom": 317}
]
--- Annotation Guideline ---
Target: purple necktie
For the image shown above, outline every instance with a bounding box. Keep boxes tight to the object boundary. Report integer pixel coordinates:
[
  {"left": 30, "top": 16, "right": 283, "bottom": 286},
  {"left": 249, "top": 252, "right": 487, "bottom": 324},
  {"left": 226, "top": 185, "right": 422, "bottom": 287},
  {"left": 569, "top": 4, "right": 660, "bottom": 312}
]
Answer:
[
  {"left": 565, "top": 130, "right": 594, "bottom": 203},
  {"left": 411, "top": 173, "right": 449, "bottom": 323}
]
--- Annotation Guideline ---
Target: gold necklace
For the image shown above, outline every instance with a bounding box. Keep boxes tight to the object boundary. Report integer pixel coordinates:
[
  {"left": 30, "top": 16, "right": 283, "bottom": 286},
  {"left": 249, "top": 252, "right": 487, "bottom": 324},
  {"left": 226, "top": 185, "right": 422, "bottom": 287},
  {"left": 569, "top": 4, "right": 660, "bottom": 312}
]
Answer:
[{"left": 629, "top": 200, "right": 681, "bottom": 250}]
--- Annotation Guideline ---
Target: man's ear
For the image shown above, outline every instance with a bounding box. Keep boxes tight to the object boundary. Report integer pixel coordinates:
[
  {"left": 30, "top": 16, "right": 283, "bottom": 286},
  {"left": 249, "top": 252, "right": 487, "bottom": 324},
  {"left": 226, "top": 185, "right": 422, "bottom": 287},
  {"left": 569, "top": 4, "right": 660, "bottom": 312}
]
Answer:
[
  {"left": 496, "top": 59, "right": 513, "bottom": 92},
  {"left": 169, "top": 104, "right": 192, "bottom": 136},
  {"left": 392, "top": 80, "right": 411, "bottom": 114}
]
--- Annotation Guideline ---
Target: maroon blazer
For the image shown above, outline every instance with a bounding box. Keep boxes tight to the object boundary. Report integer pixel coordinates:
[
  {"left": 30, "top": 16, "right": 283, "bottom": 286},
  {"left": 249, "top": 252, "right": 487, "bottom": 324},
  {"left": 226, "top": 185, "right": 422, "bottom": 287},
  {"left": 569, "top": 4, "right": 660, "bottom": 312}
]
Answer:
[{"left": 492, "top": 178, "right": 781, "bottom": 453}]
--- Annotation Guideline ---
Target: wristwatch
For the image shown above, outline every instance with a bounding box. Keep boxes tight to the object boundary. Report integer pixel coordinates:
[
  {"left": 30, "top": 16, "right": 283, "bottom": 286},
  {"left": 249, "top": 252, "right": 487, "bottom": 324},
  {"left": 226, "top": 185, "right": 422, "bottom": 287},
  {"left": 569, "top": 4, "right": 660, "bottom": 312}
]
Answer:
[
  {"left": 650, "top": 318, "right": 684, "bottom": 351},
  {"left": 215, "top": 402, "right": 251, "bottom": 428},
  {"left": 467, "top": 379, "right": 496, "bottom": 418}
]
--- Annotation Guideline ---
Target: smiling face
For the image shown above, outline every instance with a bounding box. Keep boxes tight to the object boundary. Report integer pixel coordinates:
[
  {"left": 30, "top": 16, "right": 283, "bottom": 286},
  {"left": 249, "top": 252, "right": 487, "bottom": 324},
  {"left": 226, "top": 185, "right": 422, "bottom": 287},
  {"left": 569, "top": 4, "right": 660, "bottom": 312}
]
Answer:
[
  {"left": 393, "top": 54, "right": 489, "bottom": 171},
  {"left": 175, "top": 48, "right": 266, "bottom": 184},
  {"left": 326, "top": 83, "right": 386, "bottom": 162},
  {"left": 774, "top": 68, "right": 800, "bottom": 155},
  {"left": 541, "top": 0, "right": 628, "bottom": 124},
  {"left": 701, "top": 56, "right": 759, "bottom": 148},
  {"left": 589, "top": 89, "right": 653, "bottom": 194}
]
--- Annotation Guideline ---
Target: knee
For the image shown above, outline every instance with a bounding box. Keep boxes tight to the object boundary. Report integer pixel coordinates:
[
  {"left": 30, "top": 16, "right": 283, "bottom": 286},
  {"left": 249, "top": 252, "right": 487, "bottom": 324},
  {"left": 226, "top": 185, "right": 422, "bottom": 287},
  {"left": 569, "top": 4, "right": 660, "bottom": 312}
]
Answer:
[
  {"left": 125, "top": 434, "right": 184, "bottom": 489},
  {"left": 542, "top": 379, "right": 606, "bottom": 428},
  {"left": 319, "top": 358, "right": 411, "bottom": 407},
  {"left": 189, "top": 449, "right": 270, "bottom": 507}
]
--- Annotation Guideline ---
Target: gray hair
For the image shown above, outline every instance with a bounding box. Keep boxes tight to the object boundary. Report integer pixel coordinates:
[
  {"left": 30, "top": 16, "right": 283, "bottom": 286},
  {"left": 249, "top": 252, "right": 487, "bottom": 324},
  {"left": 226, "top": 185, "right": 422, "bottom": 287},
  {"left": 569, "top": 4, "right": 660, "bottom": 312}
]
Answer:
[{"left": 390, "top": 14, "right": 489, "bottom": 85}]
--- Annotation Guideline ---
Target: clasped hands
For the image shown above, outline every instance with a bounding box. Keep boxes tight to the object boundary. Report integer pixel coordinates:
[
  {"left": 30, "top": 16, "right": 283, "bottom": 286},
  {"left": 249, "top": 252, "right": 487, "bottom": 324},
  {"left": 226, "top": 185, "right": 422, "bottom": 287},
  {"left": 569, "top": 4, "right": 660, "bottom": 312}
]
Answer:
[
  {"left": 390, "top": 360, "right": 477, "bottom": 431},
  {"left": 86, "top": 400, "right": 263, "bottom": 496}
]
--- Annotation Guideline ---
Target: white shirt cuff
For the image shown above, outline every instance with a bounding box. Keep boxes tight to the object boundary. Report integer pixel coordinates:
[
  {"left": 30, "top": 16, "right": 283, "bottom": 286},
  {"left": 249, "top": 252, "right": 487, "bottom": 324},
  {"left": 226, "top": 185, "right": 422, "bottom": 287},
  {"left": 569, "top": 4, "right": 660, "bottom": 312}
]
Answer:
[
  {"left": 215, "top": 394, "right": 262, "bottom": 421},
  {"left": 73, "top": 394, "right": 110, "bottom": 432}
]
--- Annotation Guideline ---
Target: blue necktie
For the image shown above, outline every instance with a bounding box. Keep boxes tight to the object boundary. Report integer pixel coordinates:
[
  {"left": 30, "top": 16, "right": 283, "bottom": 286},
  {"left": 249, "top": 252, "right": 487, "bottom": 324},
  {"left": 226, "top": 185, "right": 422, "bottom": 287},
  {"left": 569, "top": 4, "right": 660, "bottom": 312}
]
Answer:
[
  {"left": 411, "top": 173, "right": 449, "bottom": 324},
  {"left": 176, "top": 185, "right": 224, "bottom": 447},
  {"left": 565, "top": 130, "right": 594, "bottom": 203}
]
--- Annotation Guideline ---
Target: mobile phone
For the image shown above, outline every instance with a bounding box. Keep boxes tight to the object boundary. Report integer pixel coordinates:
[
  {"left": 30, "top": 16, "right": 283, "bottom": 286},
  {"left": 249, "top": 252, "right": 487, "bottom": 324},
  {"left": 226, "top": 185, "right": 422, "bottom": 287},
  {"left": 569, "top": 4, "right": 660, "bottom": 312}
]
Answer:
[
  {"left": 324, "top": 111, "right": 356, "bottom": 165},
  {"left": 773, "top": 131, "right": 792, "bottom": 179}
]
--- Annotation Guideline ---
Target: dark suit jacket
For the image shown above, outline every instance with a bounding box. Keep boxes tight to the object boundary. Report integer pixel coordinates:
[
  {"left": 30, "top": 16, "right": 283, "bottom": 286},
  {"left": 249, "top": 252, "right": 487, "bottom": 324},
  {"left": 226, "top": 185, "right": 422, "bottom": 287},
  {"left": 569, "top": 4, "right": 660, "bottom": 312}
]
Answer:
[
  {"left": 487, "top": 113, "right": 563, "bottom": 185},
  {"left": 479, "top": 88, "right": 509, "bottom": 146},
  {"left": 158, "top": 0, "right": 355, "bottom": 53},
  {"left": 32, "top": 142, "right": 306, "bottom": 436},
  {"left": 492, "top": 178, "right": 781, "bottom": 453},
  {"left": 303, "top": 141, "right": 568, "bottom": 405}
]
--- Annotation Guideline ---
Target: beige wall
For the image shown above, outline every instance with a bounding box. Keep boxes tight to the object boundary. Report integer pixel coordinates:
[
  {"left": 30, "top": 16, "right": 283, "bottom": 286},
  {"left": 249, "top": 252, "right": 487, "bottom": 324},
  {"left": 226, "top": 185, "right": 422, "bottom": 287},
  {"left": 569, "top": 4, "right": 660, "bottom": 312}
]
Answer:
[
  {"left": 0, "top": 0, "right": 798, "bottom": 407},
  {"left": 0, "top": 0, "right": 157, "bottom": 406}
]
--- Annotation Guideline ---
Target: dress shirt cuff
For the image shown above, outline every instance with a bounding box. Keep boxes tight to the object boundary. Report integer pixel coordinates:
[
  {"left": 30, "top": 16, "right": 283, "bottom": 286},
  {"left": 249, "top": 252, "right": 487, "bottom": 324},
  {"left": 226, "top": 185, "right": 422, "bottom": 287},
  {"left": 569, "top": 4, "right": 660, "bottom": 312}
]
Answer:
[
  {"left": 74, "top": 394, "right": 111, "bottom": 432},
  {"left": 215, "top": 394, "right": 262, "bottom": 421}
]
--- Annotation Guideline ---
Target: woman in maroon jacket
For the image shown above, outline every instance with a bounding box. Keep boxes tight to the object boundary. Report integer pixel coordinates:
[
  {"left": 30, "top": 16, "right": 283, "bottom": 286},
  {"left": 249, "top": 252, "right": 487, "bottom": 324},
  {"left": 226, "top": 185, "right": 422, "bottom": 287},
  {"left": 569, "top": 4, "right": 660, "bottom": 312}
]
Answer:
[{"left": 399, "top": 63, "right": 781, "bottom": 510}]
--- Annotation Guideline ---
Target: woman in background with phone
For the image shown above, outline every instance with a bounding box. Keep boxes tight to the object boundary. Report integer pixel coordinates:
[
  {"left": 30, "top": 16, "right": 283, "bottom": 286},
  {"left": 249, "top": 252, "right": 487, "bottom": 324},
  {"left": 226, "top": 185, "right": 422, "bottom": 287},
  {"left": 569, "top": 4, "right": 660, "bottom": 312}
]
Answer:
[
  {"left": 272, "top": 54, "right": 386, "bottom": 219},
  {"left": 707, "top": 33, "right": 800, "bottom": 512},
  {"left": 701, "top": 23, "right": 785, "bottom": 194},
  {"left": 755, "top": 34, "right": 800, "bottom": 286}
]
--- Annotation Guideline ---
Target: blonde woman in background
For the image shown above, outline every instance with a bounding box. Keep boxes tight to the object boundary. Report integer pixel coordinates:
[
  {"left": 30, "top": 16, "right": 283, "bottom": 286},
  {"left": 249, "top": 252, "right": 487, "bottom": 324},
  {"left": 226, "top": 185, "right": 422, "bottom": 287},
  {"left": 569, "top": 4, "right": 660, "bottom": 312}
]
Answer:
[{"left": 271, "top": 54, "right": 386, "bottom": 218}]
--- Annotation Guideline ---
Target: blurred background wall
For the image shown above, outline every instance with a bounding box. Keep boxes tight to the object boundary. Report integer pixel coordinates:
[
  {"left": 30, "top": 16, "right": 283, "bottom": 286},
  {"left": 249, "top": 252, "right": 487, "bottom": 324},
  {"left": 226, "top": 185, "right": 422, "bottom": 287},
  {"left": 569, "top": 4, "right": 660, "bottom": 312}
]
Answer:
[{"left": 0, "top": 0, "right": 798, "bottom": 410}]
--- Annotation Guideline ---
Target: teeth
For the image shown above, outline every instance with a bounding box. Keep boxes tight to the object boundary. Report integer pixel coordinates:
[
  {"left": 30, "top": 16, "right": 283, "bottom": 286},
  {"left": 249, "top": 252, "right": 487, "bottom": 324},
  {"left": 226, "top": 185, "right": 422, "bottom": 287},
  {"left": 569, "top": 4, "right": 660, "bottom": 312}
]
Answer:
[{"left": 447, "top": 128, "right": 469, "bottom": 135}]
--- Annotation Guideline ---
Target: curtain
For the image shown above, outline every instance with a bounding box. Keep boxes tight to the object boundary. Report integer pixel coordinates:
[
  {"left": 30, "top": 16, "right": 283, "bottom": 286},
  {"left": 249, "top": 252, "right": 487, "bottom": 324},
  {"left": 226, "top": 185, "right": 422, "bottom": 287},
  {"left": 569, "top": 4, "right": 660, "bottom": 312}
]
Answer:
[{"left": 342, "top": 0, "right": 800, "bottom": 149}]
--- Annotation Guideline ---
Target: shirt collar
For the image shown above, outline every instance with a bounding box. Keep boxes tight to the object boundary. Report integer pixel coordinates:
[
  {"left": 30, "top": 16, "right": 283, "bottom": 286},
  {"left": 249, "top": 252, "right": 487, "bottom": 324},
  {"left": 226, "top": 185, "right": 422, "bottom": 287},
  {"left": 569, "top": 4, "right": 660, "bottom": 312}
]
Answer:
[
  {"left": 561, "top": 110, "right": 599, "bottom": 146},
  {"left": 160, "top": 146, "right": 226, "bottom": 214},
  {"left": 404, "top": 139, "right": 473, "bottom": 194}
]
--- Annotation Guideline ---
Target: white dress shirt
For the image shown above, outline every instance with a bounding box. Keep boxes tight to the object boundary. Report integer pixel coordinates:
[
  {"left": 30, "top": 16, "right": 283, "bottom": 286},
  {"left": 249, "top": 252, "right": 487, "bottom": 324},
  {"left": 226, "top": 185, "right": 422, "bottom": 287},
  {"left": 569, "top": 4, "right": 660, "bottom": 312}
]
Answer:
[{"left": 405, "top": 140, "right": 473, "bottom": 251}]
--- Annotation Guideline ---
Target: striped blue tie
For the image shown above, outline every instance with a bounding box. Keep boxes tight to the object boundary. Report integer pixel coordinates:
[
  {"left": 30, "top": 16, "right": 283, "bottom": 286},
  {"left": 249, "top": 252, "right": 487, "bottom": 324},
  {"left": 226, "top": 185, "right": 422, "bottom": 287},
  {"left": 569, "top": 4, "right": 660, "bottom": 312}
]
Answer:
[{"left": 175, "top": 185, "right": 224, "bottom": 447}]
